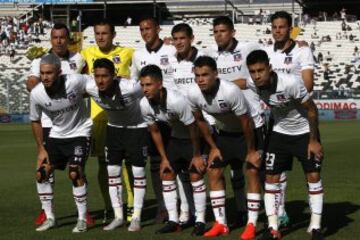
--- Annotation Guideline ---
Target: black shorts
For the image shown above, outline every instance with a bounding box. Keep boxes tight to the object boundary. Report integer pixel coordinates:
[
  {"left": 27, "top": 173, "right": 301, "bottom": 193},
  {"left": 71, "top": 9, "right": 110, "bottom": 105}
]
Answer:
[
  {"left": 105, "top": 126, "right": 148, "bottom": 167},
  {"left": 265, "top": 131, "right": 322, "bottom": 175},
  {"left": 211, "top": 127, "right": 265, "bottom": 169},
  {"left": 148, "top": 121, "right": 171, "bottom": 157},
  {"left": 211, "top": 130, "right": 247, "bottom": 169},
  {"left": 166, "top": 138, "right": 195, "bottom": 174},
  {"left": 47, "top": 137, "right": 90, "bottom": 170},
  {"left": 42, "top": 127, "right": 51, "bottom": 150}
]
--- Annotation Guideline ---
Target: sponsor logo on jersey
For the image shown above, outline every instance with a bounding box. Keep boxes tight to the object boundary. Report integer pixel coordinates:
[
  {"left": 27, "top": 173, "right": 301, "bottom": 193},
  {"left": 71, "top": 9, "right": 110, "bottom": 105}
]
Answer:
[
  {"left": 113, "top": 55, "right": 121, "bottom": 64},
  {"left": 276, "top": 94, "right": 286, "bottom": 101},
  {"left": 69, "top": 61, "right": 77, "bottom": 70},
  {"left": 284, "top": 56, "right": 292, "bottom": 65},
  {"left": 218, "top": 100, "right": 229, "bottom": 111},
  {"left": 233, "top": 53, "right": 242, "bottom": 62},
  {"left": 67, "top": 91, "right": 77, "bottom": 104},
  {"left": 160, "top": 57, "right": 169, "bottom": 66}
]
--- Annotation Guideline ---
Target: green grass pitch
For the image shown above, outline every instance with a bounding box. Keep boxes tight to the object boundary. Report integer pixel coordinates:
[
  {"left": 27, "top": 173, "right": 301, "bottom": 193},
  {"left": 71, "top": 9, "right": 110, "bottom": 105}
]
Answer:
[{"left": 0, "top": 121, "right": 359, "bottom": 240}]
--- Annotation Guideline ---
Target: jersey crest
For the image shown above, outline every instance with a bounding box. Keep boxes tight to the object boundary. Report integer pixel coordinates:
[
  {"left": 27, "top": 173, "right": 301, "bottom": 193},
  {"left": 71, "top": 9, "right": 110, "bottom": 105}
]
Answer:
[{"left": 113, "top": 55, "right": 121, "bottom": 64}]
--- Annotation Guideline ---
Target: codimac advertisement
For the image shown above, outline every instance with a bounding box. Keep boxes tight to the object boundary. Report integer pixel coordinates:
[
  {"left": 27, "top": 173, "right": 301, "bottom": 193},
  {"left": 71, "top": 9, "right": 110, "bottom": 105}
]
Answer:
[{"left": 261, "top": 99, "right": 360, "bottom": 120}]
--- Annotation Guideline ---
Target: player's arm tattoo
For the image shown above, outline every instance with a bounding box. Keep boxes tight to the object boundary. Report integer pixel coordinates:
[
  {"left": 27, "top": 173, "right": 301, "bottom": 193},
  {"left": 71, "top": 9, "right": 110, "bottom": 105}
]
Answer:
[
  {"left": 188, "top": 122, "right": 201, "bottom": 157},
  {"left": 301, "top": 69, "right": 314, "bottom": 92},
  {"left": 193, "top": 110, "right": 217, "bottom": 149},
  {"left": 302, "top": 99, "right": 319, "bottom": 141}
]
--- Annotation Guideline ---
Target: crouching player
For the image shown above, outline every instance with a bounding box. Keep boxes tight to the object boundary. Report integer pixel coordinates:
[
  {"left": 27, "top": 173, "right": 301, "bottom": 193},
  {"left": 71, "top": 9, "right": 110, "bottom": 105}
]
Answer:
[
  {"left": 246, "top": 50, "right": 324, "bottom": 240},
  {"left": 139, "top": 65, "right": 222, "bottom": 235},
  {"left": 30, "top": 54, "right": 92, "bottom": 233}
]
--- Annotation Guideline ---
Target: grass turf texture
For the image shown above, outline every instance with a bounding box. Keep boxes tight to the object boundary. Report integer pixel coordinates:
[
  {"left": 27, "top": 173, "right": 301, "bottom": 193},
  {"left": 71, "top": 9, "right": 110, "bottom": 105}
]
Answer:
[{"left": 0, "top": 121, "right": 359, "bottom": 240}]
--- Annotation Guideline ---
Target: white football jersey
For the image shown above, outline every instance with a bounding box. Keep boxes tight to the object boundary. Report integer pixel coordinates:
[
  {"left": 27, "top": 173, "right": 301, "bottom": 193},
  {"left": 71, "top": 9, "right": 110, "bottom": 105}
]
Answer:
[
  {"left": 30, "top": 74, "right": 92, "bottom": 139},
  {"left": 257, "top": 72, "right": 310, "bottom": 135},
  {"left": 172, "top": 48, "right": 215, "bottom": 126},
  {"left": 208, "top": 40, "right": 264, "bottom": 128},
  {"left": 187, "top": 79, "right": 249, "bottom": 133},
  {"left": 28, "top": 52, "right": 86, "bottom": 128},
  {"left": 131, "top": 41, "right": 177, "bottom": 90},
  {"left": 86, "top": 77, "right": 146, "bottom": 128},
  {"left": 264, "top": 42, "right": 314, "bottom": 77},
  {"left": 140, "top": 88, "right": 195, "bottom": 139}
]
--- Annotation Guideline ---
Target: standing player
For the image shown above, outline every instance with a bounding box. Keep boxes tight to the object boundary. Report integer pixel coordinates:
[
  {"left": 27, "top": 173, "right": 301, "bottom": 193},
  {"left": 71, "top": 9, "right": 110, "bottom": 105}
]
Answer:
[
  {"left": 26, "top": 23, "right": 87, "bottom": 226},
  {"left": 246, "top": 50, "right": 324, "bottom": 240},
  {"left": 85, "top": 58, "right": 147, "bottom": 231},
  {"left": 139, "top": 65, "right": 220, "bottom": 235},
  {"left": 264, "top": 11, "right": 315, "bottom": 227},
  {"left": 30, "top": 54, "right": 92, "bottom": 232},
  {"left": 208, "top": 16, "right": 265, "bottom": 236},
  {"left": 81, "top": 19, "right": 135, "bottom": 223},
  {"left": 131, "top": 16, "right": 195, "bottom": 223},
  {"left": 187, "top": 56, "right": 261, "bottom": 238}
]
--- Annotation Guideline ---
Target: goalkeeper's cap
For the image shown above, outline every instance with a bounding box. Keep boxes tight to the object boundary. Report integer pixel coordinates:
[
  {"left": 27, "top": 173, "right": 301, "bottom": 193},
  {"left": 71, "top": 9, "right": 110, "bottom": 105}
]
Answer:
[{"left": 40, "top": 53, "right": 61, "bottom": 69}]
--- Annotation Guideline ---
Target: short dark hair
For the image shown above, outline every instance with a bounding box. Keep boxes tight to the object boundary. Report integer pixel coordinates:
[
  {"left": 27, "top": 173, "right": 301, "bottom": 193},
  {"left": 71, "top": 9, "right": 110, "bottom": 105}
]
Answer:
[
  {"left": 94, "top": 19, "right": 115, "bottom": 33},
  {"left": 171, "top": 23, "right": 193, "bottom": 38},
  {"left": 271, "top": 11, "right": 292, "bottom": 27},
  {"left": 93, "top": 58, "right": 115, "bottom": 75},
  {"left": 213, "top": 16, "right": 234, "bottom": 30},
  {"left": 139, "top": 16, "right": 159, "bottom": 27},
  {"left": 51, "top": 23, "right": 70, "bottom": 38},
  {"left": 194, "top": 56, "right": 217, "bottom": 71},
  {"left": 246, "top": 50, "right": 270, "bottom": 66},
  {"left": 139, "top": 64, "right": 163, "bottom": 82}
]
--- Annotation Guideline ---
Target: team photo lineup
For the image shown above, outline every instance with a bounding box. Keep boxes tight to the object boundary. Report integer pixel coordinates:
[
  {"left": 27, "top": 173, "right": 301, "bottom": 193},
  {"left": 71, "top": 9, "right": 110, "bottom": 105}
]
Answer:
[{"left": 24, "top": 9, "right": 328, "bottom": 240}]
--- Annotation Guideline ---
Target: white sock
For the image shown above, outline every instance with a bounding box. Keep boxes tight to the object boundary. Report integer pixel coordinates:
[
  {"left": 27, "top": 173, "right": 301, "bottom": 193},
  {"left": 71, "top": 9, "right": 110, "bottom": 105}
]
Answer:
[
  {"left": 264, "top": 182, "right": 280, "bottom": 230},
  {"left": 192, "top": 179, "right": 206, "bottom": 223},
  {"left": 308, "top": 180, "right": 324, "bottom": 231},
  {"left": 36, "top": 181, "right": 54, "bottom": 219},
  {"left": 247, "top": 193, "right": 261, "bottom": 226},
  {"left": 210, "top": 190, "right": 226, "bottom": 225},
  {"left": 176, "top": 175, "right": 189, "bottom": 223},
  {"left": 278, "top": 172, "right": 287, "bottom": 217},
  {"left": 107, "top": 165, "right": 123, "bottom": 219},
  {"left": 132, "top": 166, "right": 146, "bottom": 220},
  {"left": 162, "top": 180, "right": 178, "bottom": 223},
  {"left": 73, "top": 184, "right": 87, "bottom": 220}
]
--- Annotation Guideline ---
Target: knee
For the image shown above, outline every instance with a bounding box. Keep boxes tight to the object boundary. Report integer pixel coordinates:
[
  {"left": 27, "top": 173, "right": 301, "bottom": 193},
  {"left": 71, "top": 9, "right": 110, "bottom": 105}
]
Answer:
[
  {"left": 190, "top": 173, "right": 202, "bottom": 182},
  {"left": 68, "top": 165, "right": 83, "bottom": 186},
  {"left": 265, "top": 174, "right": 280, "bottom": 184},
  {"left": 161, "top": 172, "right": 176, "bottom": 181},
  {"left": 307, "top": 172, "right": 321, "bottom": 183},
  {"left": 207, "top": 168, "right": 224, "bottom": 185}
]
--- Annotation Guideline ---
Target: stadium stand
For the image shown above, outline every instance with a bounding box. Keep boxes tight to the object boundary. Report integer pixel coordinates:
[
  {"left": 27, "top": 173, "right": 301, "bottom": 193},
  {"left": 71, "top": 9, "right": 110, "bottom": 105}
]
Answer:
[{"left": 1, "top": 15, "right": 360, "bottom": 113}]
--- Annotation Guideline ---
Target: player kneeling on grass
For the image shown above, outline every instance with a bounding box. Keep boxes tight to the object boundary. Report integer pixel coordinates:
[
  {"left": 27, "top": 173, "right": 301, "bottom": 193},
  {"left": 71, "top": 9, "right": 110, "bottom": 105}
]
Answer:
[
  {"left": 30, "top": 54, "right": 93, "bottom": 233},
  {"left": 139, "top": 65, "right": 222, "bottom": 236},
  {"left": 246, "top": 50, "right": 325, "bottom": 240},
  {"left": 85, "top": 58, "right": 148, "bottom": 231}
]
